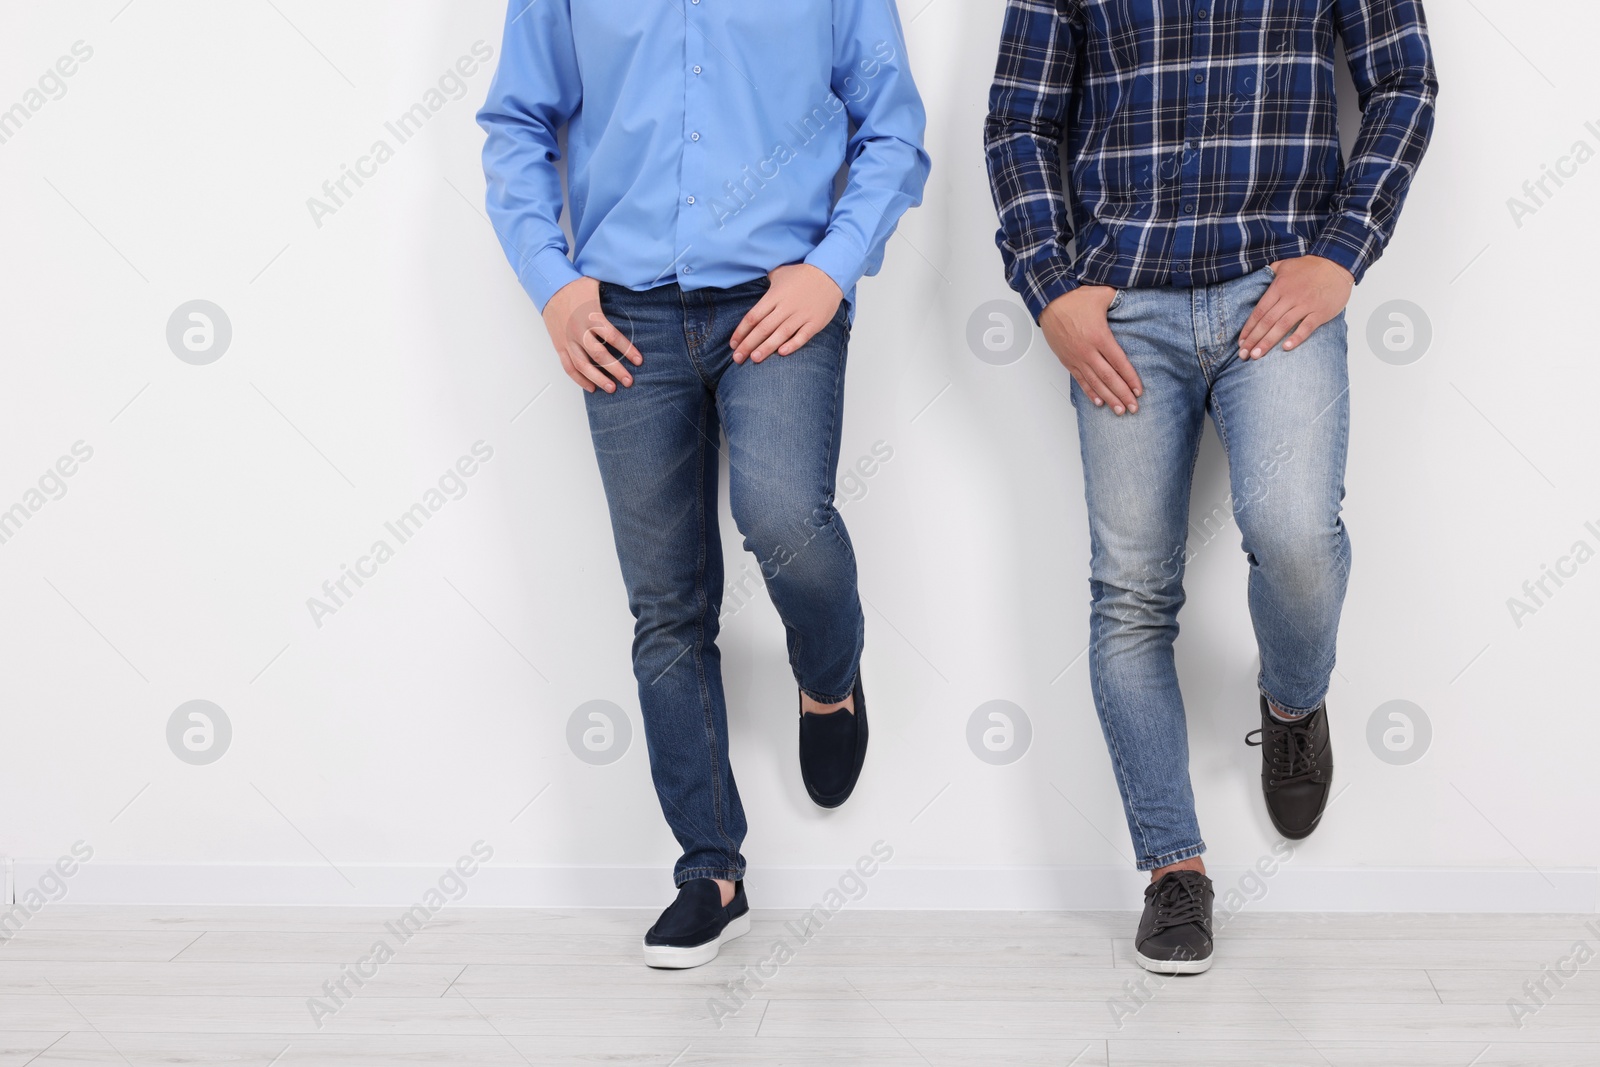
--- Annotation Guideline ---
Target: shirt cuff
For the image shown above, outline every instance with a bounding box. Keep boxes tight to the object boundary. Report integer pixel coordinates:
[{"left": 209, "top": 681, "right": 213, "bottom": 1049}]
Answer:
[
  {"left": 805, "top": 230, "right": 869, "bottom": 299},
  {"left": 521, "top": 246, "right": 585, "bottom": 313},
  {"left": 1020, "top": 260, "right": 1081, "bottom": 323},
  {"left": 1308, "top": 215, "right": 1382, "bottom": 284}
]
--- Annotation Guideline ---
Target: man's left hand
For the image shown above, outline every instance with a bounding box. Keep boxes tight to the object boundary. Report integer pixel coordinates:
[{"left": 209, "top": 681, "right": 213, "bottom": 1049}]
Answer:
[
  {"left": 731, "top": 263, "right": 844, "bottom": 364},
  {"left": 1238, "top": 255, "right": 1354, "bottom": 360}
]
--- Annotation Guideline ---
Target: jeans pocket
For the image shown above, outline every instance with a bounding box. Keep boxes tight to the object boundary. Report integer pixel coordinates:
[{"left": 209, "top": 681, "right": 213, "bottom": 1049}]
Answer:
[{"left": 1106, "top": 288, "right": 1126, "bottom": 314}]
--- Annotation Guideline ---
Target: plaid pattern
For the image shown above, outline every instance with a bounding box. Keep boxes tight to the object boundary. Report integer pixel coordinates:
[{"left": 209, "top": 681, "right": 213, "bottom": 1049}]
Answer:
[{"left": 984, "top": 0, "right": 1437, "bottom": 319}]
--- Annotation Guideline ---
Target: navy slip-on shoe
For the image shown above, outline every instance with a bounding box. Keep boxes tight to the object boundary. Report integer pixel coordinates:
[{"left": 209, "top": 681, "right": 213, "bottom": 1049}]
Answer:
[
  {"left": 642, "top": 878, "right": 750, "bottom": 969},
  {"left": 798, "top": 677, "right": 868, "bottom": 808}
]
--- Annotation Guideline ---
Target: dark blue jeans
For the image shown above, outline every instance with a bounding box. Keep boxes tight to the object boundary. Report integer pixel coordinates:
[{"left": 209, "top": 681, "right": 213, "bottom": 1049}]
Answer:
[{"left": 585, "top": 278, "right": 864, "bottom": 886}]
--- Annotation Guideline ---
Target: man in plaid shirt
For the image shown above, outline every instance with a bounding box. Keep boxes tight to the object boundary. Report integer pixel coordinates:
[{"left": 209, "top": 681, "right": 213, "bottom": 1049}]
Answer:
[{"left": 985, "top": 0, "right": 1436, "bottom": 973}]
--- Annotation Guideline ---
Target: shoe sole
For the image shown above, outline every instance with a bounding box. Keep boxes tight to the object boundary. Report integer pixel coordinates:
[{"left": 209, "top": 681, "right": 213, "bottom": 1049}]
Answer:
[
  {"left": 642, "top": 912, "right": 751, "bottom": 970},
  {"left": 1135, "top": 949, "right": 1214, "bottom": 975}
]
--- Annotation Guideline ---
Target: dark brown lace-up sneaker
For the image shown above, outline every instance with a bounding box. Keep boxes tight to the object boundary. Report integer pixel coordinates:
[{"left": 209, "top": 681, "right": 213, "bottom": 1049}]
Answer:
[
  {"left": 1246, "top": 694, "right": 1333, "bottom": 839},
  {"left": 1135, "top": 869, "right": 1215, "bottom": 974}
]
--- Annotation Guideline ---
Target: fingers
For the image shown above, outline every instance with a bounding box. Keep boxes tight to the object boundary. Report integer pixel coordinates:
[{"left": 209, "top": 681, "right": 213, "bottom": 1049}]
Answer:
[
  {"left": 777, "top": 321, "right": 817, "bottom": 356},
  {"left": 1070, "top": 371, "right": 1106, "bottom": 408},
  {"left": 591, "top": 314, "right": 642, "bottom": 366},
  {"left": 1097, "top": 331, "right": 1144, "bottom": 408},
  {"left": 734, "top": 305, "right": 787, "bottom": 363},
  {"left": 749, "top": 314, "right": 805, "bottom": 362},
  {"left": 1247, "top": 306, "right": 1305, "bottom": 360},
  {"left": 731, "top": 294, "right": 780, "bottom": 354},
  {"left": 579, "top": 330, "right": 634, "bottom": 387},
  {"left": 564, "top": 343, "right": 612, "bottom": 393},
  {"left": 1281, "top": 314, "right": 1325, "bottom": 352},
  {"left": 1239, "top": 286, "right": 1284, "bottom": 356},
  {"left": 1075, "top": 362, "right": 1121, "bottom": 411},
  {"left": 558, "top": 349, "right": 595, "bottom": 393},
  {"left": 1086, "top": 350, "right": 1138, "bottom": 415}
]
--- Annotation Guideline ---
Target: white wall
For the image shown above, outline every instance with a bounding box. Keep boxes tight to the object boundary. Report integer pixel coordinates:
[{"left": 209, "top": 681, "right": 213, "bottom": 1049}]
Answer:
[{"left": 1, "top": 0, "right": 1596, "bottom": 912}]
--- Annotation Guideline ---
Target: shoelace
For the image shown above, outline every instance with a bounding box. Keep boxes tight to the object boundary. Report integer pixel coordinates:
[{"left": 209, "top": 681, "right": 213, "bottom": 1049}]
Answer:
[
  {"left": 1245, "top": 711, "right": 1323, "bottom": 790},
  {"left": 1149, "top": 873, "right": 1209, "bottom": 936}
]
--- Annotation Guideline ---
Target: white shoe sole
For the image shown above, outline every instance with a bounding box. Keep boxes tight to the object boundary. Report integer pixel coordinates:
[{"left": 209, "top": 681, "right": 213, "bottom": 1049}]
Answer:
[
  {"left": 642, "top": 912, "right": 751, "bottom": 970},
  {"left": 1135, "top": 949, "right": 1214, "bottom": 975}
]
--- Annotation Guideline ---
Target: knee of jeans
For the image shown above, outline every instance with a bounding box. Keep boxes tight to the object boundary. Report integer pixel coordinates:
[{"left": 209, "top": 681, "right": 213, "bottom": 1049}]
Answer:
[
  {"left": 1089, "top": 557, "right": 1186, "bottom": 632},
  {"left": 630, "top": 585, "right": 706, "bottom": 652},
  {"left": 731, "top": 493, "right": 833, "bottom": 564},
  {"left": 1239, "top": 513, "right": 1349, "bottom": 591}
]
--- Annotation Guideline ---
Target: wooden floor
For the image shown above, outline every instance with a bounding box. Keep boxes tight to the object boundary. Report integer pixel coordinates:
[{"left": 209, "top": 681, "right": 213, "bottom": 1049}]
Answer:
[{"left": 0, "top": 906, "right": 1595, "bottom": 1065}]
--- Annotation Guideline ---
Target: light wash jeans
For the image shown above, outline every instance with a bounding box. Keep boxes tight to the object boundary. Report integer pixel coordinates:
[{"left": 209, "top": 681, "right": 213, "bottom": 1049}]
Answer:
[
  {"left": 585, "top": 277, "right": 864, "bottom": 887},
  {"left": 1072, "top": 266, "right": 1352, "bottom": 871}
]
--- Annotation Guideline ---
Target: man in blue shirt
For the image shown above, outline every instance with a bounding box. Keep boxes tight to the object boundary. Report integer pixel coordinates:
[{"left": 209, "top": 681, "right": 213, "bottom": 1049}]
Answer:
[
  {"left": 986, "top": 0, "right": 1436, "bottom": 973},
  {"left": 479, "top": 1, "right": 929, "bottom": 968}
]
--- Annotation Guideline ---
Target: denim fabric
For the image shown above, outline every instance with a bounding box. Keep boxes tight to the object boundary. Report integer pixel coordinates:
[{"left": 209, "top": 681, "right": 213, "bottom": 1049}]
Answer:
[
  {"left": 1073, "top": 266, "right": 1351, "bottom": 871},
  {"left": 584, "top": 278, "right": 864, "bottom": 885}
]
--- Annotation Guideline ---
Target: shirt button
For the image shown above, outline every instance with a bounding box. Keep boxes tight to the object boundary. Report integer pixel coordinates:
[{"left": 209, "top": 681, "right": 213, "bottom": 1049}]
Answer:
[
  {"left": 1194, "top": 73, "right": 1205, "bottom": 84},
  {"left": 686, "top": 196, "right": 696, "bottom": 205},
  {"left": 683, "top": 265, "right": 694, "bottom": 273},
  {"left": 690, "top": 132, "right": 701, "bottom": 142},
  {"left": 1183, "top": 203, "right": 1196, "bottom": 213},
  {"left": 1197, "top": 8, "right": 1208, "bottom": 17},
  {"left": 693, "top": 65, "right": 702, "bottom": 74}
]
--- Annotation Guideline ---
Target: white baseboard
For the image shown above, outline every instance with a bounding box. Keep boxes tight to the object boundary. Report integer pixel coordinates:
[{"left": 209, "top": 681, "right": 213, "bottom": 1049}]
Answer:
[{"left": 7, "top": 862, "right": 1595, "bottom": 913}]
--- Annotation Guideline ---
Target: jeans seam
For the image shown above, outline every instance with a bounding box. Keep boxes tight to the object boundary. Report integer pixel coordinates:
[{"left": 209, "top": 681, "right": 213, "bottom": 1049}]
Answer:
[
  {"left": 690, "top": 385, "right": 741, "bottom": 870},
  {"left": 794, "top": 322, "right": 862, "bottom": 698},
  {"left": 1208, "top": 385, "right": 1234, "bottom": 457},
  {"left": 1093, "top": 652, "right": 1157, "bottom": 867}
]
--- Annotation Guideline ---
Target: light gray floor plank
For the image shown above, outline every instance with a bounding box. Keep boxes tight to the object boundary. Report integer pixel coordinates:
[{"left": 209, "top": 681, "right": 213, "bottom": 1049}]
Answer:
[
  {"left": 0, "top": 1033, "right": 67, "bottom": 1067},
  {"left": 1113, "top": 935, "right": 1576, "bottom": 971},
  {"left": 0, "top": 931, "right": 206, "bottom": 963},
  {"left": 4, "top": 905, "right": 1598, "bottom": 1062},
  {"left": 451, "top": 960, "right": 1439, "bottom": 1004},
  {"left": 1105, "top": 1041, "right": 1600, "bottom": 1066},
  {"left": 0, "top": 962, "right": 461, "bottom": 998},
  {"left": 17, "top": 1032, "right": 1116, "bottom": 1067},
  {"left": 1430, "top": 966, "right": 1600, "bottom": 1004}
]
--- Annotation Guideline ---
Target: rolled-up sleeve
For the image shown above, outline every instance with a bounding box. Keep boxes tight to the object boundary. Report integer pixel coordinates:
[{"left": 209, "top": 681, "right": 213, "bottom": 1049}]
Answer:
[
  {"left": 476, "top": 0, "right": 584, "bottom": 312},
  {"left": 805, "top": 0, "right": 932, "bottom": 297}
]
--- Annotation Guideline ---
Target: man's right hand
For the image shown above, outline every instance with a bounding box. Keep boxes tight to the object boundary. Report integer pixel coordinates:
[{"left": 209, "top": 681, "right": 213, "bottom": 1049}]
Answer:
[
  {"left": 1040, "top": 286, "right": 1141, "bottom": 416},
  {"left": 543, "top": 277, "right": 642, "bottom": 393}
]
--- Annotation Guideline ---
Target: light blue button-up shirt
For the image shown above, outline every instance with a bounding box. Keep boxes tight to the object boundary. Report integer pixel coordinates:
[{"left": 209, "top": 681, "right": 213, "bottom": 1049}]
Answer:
[{"left": 478, "top": 0, "right": 931, "bottom": 312}]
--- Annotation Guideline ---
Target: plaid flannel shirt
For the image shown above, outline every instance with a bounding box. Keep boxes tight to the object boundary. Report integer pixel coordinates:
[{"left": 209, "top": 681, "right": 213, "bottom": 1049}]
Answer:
[{"left": 984, "top": 0, "right": 1438, "bottom": 320}]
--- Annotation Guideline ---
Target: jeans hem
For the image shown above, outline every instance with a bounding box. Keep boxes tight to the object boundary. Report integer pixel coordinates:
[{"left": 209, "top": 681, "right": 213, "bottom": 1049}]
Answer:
[
  {"left": 1258, "top": 679, "right": 1326, "bottom": 718},
  {"left": 1138, "top": 841, "right": 1207, "bottom": 873},
  {"left": 799, "top": 681, "right": 856, "bottom": 706},
  {"left": 675, "top": 865, "right": 745, "bottom": 886}
]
